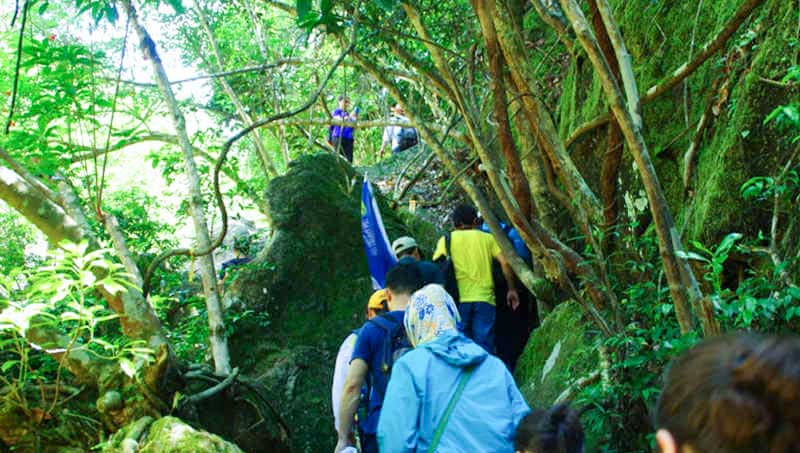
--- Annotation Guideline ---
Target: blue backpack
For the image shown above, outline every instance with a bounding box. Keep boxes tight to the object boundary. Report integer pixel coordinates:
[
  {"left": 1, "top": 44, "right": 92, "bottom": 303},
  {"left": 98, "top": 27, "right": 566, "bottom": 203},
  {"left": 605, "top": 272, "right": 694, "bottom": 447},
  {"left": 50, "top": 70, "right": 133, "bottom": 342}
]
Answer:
[{"left": 366, "top": 314, "right": 412, "bottom": 402}]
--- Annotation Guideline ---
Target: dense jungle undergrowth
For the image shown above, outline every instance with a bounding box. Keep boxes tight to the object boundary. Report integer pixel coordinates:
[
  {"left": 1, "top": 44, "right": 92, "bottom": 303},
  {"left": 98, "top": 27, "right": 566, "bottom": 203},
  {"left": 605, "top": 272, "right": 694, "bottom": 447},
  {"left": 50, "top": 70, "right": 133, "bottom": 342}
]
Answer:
[{"left": 0, "top": 0, "right": 799, "bottom": 451}]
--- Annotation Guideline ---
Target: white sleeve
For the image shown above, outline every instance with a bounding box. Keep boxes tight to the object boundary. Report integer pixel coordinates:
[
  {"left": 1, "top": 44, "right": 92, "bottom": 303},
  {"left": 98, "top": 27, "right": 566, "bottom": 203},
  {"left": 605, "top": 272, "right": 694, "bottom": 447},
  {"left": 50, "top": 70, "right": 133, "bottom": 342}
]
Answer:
[{"left": 332, "top": 333, "right": 357, "bottom": 432}]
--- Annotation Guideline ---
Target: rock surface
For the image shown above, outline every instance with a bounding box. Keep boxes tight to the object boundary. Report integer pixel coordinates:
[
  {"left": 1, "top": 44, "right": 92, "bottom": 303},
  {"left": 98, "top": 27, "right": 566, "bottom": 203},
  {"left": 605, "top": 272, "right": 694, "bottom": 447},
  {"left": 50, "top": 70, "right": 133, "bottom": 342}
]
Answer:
[
  {"left": 223, "top": 153, "right": 438, "bottom": 452},
  {"left": 515, "top": 301, "right": 600, "bottom": 408},
  {"left": 105, "top": 416, "right": 244, "bottom": 453}
]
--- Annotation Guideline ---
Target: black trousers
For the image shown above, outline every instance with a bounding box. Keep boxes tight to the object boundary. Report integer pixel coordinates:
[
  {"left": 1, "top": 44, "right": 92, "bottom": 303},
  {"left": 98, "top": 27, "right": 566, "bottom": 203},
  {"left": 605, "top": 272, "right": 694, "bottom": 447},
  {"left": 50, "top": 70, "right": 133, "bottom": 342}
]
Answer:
[{"left": 332, "top": 136, "right": 354, "bottom": 163}]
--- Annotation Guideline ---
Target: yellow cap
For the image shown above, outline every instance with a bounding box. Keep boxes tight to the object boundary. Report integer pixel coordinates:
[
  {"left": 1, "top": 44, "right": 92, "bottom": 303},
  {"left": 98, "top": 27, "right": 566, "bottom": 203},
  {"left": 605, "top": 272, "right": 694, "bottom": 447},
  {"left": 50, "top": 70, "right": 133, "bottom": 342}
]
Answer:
[{"left": 368, "top": 289, "right": 388, "bottom": 310}]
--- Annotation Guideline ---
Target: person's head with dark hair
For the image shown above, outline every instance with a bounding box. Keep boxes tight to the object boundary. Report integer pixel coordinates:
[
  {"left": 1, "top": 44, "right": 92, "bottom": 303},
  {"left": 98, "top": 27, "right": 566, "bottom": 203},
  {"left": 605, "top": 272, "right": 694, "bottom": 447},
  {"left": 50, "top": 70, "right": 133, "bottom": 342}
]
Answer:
[
  {"left": 384, "top": 263, "right": 424, "bottom": 311},
  {"left": 655, "top": 333, "right": 800, "bottom": 453},
  {"left": 515, "top": 403, "right": 584, "bottom": 453},
  {"left": 337, "top": 95, "right": 350, "bottom": 109},
  {"left": 451, "top": 204, "right": 479, "bottom": 229}
]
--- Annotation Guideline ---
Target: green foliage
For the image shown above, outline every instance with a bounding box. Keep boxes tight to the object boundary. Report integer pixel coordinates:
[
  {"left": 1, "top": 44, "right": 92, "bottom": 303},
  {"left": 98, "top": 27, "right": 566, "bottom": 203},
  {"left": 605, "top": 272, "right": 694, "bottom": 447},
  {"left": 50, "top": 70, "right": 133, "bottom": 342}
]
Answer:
[
  {"left": 101, "top": 187, "right": 178, "bottom": 255},
  {"left": 0, "top": 208, "right": 39, "bottom": 274},
  {"left": 0, "top": 242, "right": 153, "bottom": 419}
]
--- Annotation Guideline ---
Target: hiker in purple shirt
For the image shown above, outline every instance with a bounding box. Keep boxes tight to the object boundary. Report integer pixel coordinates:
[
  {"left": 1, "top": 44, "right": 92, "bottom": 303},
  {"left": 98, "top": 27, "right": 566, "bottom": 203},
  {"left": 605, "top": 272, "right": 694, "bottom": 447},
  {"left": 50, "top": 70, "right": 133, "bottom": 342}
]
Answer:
[{"left": 328, "top": 95, "right": 358, "bottom": 163}]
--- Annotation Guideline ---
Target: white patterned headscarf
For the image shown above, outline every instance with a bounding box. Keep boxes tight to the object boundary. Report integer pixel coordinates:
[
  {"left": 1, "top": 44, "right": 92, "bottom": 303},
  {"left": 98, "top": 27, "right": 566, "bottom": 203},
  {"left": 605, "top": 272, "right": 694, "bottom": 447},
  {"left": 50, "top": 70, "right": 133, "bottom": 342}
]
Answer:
[{"left": 404, "top": 284, "right": 461, "bottom": 347}]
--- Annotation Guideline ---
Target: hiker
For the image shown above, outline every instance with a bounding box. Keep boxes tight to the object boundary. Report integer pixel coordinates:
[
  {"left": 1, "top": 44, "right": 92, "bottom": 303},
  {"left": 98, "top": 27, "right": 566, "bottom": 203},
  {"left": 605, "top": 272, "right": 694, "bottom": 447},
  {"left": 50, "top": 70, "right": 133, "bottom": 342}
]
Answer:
[
  {"left": 377, "top": 284, "right": 530, "bottom": 452},
  {"left": 331, "top": 289, "right": 388, "bottom": 437},
  {"left": 334, "top": 263, "right": 424, "bottom": 453},
  {"left": 218, "top": 235, "right": 252, "bottom": 287},
  {"left": 433, "top": 204, "right": 519, "bottom": 353},
  {"left": 379, "top": 103, "right": 418, "bottom": 158},
  {"left": 391, "top": 235, "right": 444, "bottom": 286},
  {"left": 654, "top": 333, "right": 800, "bottom": 453},
  {"left": 328, "top": 95, "right": 358, "bottom": 163},
  {"left": 480, "top": 221, "right": 539, "bottom": 372},
  {"left": 515, "top": 402, "right": 585, "bottom": 453}
]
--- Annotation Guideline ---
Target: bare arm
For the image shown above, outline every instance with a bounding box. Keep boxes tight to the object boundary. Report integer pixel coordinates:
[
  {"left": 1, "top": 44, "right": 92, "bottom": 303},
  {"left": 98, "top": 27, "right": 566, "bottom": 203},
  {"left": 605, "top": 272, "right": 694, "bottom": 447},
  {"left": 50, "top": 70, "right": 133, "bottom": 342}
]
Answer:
[
  {"left": 335, "top": 358, "right": 368, "bottom": 452},
  {"left": 496, "top": 253, "right": 520, "bottom": 310}
]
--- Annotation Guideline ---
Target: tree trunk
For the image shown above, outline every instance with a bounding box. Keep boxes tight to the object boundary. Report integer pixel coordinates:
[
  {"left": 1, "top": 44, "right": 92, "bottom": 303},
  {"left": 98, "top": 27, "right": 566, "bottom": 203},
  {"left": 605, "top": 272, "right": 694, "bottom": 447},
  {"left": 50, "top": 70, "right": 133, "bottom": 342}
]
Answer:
[
  {"left": 587, "top": 0, "right": 624, "bottom": 232},
  {"left": 121, "top": 0, "right": 232, "bottom": 373},
  {"left": 474, "top": 0, "right": 533, "bottom": 221},
  {"left": 559, "top": 0, "right": 718, "bottom": 335},
  {"left": 490, "top": 0, "right": 603, "bottom": 226}
]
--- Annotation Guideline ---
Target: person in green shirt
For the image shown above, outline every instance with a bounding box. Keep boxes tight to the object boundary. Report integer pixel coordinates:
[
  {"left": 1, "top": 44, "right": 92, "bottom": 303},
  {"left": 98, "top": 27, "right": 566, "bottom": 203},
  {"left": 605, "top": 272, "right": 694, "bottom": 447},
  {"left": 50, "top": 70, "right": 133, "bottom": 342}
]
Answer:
[{"left": 432, "top": 204, "right": 519, "bottom": 353}]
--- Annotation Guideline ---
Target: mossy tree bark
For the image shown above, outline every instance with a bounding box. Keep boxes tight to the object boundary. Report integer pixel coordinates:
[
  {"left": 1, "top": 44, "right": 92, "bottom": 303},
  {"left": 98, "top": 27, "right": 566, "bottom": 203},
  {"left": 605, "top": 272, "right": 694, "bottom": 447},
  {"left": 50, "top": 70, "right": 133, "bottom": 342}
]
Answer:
[
  {"left": 120, "top": 0, "right": 232, "bottom": 373},
  {"left": 558, "top": 0, "right": 720, "bottom": 335},
  {"left": 473, "top": 0, "right": 533, "bottom": 222}
]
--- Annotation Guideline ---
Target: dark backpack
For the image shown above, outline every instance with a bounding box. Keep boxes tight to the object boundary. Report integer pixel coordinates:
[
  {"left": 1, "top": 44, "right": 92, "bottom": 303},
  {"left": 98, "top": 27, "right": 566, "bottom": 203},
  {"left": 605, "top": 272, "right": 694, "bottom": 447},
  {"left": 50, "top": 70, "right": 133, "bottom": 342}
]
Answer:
[
  {"left": 367, "top": 314, "right": 412, "bottom": 401},
  {"left": 395, "top": 127, "right": 418, "bottom": 152},
  {"left": 436, "top": 233, "right": 460, "bottom": 304}
]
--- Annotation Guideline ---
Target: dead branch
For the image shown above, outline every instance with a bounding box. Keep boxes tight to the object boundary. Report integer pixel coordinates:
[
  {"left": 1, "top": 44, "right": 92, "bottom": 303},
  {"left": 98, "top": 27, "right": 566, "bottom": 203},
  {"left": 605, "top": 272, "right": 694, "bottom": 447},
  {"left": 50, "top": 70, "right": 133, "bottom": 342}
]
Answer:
[
  {"left": 555, "top": 370, "right": 601, "bottom": 403},
  {"left": 683, "top": 80, "right": 719, "bottom": 193},
  {"left": 395, "top": 151, "right": 437, "bottom": 203}
]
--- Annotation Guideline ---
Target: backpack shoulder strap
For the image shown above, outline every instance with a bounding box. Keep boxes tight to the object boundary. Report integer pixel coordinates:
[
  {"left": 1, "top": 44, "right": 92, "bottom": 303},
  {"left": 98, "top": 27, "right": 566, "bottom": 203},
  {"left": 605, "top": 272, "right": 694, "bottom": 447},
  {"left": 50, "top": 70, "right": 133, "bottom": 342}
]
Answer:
[
  {"left": 445, "top": 232, "right": 452, "bottom": 259},
  {"left": 367, "top": 313, "right": 397, "bottom": 332},
  {"left": 428, "top": 365, "right": 475, "bottom": 453}
]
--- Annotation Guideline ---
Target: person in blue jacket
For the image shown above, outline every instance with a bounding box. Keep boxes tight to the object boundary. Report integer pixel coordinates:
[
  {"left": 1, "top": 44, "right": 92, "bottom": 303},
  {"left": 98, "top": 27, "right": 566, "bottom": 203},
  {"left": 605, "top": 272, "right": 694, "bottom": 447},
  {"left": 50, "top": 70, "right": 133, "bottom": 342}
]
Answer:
[{"left": 377, "top": 284, "right": 530, "bottom": 452}]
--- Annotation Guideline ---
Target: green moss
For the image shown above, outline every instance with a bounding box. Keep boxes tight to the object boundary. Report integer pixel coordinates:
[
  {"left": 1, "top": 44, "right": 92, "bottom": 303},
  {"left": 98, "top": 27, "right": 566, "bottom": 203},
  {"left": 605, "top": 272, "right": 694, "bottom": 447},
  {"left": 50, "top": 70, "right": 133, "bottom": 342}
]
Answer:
[
  {"left": 222, "top": 153, "right": 440, "bottom": 452},
  {"left": 136, "top": 417, "right": 243, "bottom": 453},
  {"left": 514, "top": 301, "right": 600, "bottom": 408},
  {"left": 556, "top": 0, "right": 797, "bottom": 245}
]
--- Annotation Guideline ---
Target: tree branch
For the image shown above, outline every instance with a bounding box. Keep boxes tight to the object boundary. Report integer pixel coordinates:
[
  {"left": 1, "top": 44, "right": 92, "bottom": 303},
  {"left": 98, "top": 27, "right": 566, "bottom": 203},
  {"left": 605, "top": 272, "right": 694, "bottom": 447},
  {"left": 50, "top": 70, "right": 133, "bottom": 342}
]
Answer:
[
  {"left": 192, "top": 0, "right": 278, "bottom": 177},
  {"left": 560, "top": 0, "right": 716, "bottom": 335},
  {"left": 566, "top": 0, "right": 765, "bottom": 145},
  {"left": 141, "top": 41, "right": 356, "bottom": 297}
]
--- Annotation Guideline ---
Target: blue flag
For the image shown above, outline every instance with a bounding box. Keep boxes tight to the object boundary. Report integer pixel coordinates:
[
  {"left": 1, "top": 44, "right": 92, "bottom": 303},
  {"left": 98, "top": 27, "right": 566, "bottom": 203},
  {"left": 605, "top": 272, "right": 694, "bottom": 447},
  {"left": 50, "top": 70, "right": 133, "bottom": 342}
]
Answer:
[{"left": 361, "top": 177, "right": 397, "bottom": 289}]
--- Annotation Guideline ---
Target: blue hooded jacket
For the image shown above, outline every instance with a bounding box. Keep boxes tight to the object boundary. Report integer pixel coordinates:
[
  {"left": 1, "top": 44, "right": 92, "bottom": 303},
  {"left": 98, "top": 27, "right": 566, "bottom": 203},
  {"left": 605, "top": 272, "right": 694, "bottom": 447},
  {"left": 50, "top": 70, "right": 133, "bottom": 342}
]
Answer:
[{"left": 377, "top": 331, "right": 530, "bottom": 452}]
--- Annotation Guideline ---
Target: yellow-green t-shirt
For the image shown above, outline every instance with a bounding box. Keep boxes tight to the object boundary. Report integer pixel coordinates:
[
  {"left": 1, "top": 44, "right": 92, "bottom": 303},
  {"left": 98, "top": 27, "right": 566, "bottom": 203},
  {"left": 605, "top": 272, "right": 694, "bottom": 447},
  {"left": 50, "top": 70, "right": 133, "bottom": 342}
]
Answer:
[{"left": 432, "top": 229, "right": 501, "bottom": 305}]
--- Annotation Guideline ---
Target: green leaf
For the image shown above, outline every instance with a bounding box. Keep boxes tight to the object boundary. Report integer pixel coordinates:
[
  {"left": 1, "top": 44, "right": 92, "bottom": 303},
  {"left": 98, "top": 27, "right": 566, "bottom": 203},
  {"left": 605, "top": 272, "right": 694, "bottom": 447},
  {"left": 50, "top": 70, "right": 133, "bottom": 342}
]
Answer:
[
  {"left": 60, "top": 312, "right": 81, "bottom": 322},
  {"left": 93, "top": 338, "right": 114, "bottom": 351},
  {"left": 104, "top": 4, "right": 118, "bottom": 23},
  {"left": 1, "top": 360, "right": 19, "bottom": 373},
  {"left": 717, "top": 233, "right": 743, "bottom": 254},
  {"left": 676, "top": 250, "right": 708, "bottom": 263},
  {"left": 38, "top": 1, "right": 50, "bottom": 15}
]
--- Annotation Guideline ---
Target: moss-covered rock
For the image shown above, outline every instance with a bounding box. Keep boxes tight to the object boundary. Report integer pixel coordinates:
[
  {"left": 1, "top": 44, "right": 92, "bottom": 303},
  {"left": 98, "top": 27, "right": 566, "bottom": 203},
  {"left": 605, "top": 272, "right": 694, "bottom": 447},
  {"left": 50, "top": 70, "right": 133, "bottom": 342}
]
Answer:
[
  {"left": 105, "top": 416, "right": 243, "bottom": 453},
  {"left": 223, "top": 153, "right": 438, "bottom": 452},
  {"left": 515, "top": 301, "right": 600, "bottom": 408}
]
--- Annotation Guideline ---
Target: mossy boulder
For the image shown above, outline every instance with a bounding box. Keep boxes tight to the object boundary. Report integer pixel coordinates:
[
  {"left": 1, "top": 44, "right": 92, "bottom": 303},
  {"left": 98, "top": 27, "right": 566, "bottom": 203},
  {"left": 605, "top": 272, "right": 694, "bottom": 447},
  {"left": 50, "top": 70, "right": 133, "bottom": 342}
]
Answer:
[
  {"left": 515, "top": 301, "right": 600, "bottom": 409},
  {"left": 105, "top": 416, "right": 243, "bottom": 453},
  {"left": 223, "top": 153, "right": 437, "bottom": 452}
]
